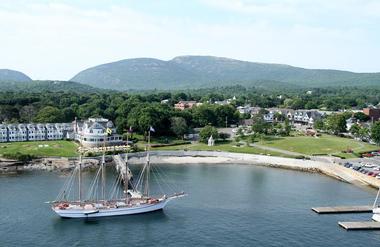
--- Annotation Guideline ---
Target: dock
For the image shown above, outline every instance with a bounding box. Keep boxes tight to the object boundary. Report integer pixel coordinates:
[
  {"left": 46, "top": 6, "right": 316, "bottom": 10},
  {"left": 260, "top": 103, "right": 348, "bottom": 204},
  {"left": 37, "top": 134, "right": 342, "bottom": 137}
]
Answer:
[
  {"left": 339, "top": 221, "right": 380, "bottom": 230},
  {"left": 312, "top": 205, "right": 373, "bottom": 214}
]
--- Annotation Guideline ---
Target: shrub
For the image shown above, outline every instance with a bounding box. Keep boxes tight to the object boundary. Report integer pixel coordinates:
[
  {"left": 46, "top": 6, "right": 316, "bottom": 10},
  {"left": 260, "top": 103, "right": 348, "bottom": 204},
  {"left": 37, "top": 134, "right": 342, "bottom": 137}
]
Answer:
[{"left": 3, "top": 152, "right": 36, "bottom": 162}]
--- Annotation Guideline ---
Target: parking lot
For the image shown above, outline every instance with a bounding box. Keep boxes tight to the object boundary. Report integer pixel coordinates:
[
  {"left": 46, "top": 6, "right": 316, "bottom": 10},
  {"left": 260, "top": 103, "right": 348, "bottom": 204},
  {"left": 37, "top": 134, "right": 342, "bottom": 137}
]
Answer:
[{"left": 341, "top": 151, "right": 380, "bottom": 179}]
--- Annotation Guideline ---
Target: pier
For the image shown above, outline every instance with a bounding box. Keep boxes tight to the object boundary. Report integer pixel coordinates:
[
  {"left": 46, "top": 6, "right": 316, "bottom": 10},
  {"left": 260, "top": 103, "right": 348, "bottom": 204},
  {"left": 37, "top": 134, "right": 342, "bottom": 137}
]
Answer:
[
  {"left": 312, "top": 205, "right": 373, "bottom": 214},
  {"left": 338, "top": 221, "right": 380, "bottom": 230}
]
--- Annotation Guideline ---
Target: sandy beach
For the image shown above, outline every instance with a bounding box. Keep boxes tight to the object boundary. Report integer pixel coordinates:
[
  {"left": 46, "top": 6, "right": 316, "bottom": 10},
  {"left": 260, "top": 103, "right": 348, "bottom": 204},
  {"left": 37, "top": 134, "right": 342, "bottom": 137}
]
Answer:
[{"left": 127, "top": 150, "right": 380, "bottom": 189}]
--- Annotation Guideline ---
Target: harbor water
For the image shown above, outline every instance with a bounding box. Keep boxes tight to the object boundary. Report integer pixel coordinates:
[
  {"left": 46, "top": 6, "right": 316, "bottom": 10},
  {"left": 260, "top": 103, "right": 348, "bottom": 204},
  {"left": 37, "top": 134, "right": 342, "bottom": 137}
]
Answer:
[{"left": 1, "top": 163, "right": 380, "bottom": 246}]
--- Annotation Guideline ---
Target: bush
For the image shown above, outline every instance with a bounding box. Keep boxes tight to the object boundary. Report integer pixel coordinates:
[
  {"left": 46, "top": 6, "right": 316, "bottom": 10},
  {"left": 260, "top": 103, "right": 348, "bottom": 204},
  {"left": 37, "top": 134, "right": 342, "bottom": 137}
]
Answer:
[
  {"left": 219, "top": 132, "right": 231, "bottom": 140},
  {"left": 3, "top": 152, "right": 36, "bottom": 162},
  {"left": 151, "top": 141, "right": 191, "bottom": 147},
  {"left": 199, "top": 125, "right": 218, "bottom": 143}
]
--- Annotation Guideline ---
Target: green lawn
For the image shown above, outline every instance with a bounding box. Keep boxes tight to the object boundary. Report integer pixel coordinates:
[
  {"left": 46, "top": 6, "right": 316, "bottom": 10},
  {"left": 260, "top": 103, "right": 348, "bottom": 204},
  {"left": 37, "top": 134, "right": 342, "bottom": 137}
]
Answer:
[
  {"left": 0, "top": 140, "right": 78, "bottom": 158},
  {"left": 150, "top": 141, "right": 299, "bottom": 158},
  {"left": 257, "top": 134, "right": 378, "bottom": 157}
]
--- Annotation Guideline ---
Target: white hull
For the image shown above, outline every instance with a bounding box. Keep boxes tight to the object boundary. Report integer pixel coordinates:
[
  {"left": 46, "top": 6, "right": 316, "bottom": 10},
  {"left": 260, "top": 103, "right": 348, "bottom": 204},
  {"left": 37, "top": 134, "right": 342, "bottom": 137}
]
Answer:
[
  {"left": 373, "top": 213, "right": 380, "bottom": 222},
  {"left": 53, "top": 199, "right": 169, "bottom": 218}
]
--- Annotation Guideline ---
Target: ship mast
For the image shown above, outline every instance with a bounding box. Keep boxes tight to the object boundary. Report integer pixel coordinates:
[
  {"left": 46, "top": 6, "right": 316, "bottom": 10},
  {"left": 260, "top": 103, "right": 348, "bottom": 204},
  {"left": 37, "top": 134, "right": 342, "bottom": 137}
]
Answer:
[
  {"left": 78, "top": 153, "right": 82, "bottom": 202},
  {"left": 125, "top": 132, "right": 129, "bottom": 204},
  {"left": 102, "top": 131, "right": 106, "bottom": 201},
  {"left": 144, "top": 129, "right": 151, "bottom": 197}
]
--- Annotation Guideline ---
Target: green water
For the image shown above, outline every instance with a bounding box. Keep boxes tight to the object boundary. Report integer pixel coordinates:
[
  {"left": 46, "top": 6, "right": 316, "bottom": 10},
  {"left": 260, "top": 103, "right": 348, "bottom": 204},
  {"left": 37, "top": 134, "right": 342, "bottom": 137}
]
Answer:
[{"left": 1, "top": 163, "right": 379, "bottom": 246}]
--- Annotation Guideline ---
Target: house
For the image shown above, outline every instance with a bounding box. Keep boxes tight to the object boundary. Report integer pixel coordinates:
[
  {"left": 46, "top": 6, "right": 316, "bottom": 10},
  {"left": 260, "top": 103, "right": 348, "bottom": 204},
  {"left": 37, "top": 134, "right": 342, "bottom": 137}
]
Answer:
[
  {"left": 250, "top": 107, "right": 262, "bottom": 116},
  {"left": 293, "top": 110, "right": 322, "bottom": 125},
  {"left": 266, "top": 108, "right": 294, "bottom": 121},
  {"left": 237, "top": 105, "right": 252, "bottom": 114},
  {"left": 214, "top": 100, "right": 229, "bottom": 106},
  {"left": 263, "top": 112, "right": 274, "bottom": 123},
  {"left": 363, "top": 107, "right": 380, "bottom": 121},
  {"left": 174, "top": 101, "right": 198, "bottom": 110},
  {"left": 160, "top": 99, "right": 170, "bottom": 104},
  {"left": 214, "top": 96, "right": 236, "bottom": 106},
  {"left": 72, "top": 117, "right": 123, "bottom": 147}
]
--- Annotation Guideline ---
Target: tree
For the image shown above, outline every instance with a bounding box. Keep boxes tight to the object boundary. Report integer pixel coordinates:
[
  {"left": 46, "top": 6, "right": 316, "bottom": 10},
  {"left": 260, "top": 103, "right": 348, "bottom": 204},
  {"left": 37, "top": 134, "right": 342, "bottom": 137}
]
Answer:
[
  {"left": 284, "top": 118, "right": 291, "bottom": 136},
  {"left": 170, "top": 117, "right": 188, "bottom": 139},
  {"left": 199, "top": 125, "right": 218, "bottom": 143},
  {"left": 251, "top": 117, "right": 270, "bottom": 135},
  {"left": 325, "top": 114, "right": 346, "bottom": 135},
  {"left": 219, "top": 132, "right": 230, "bottom": 141},
  {"left": 314, "top": 119, "right": 324, "bottom": 130},
  {"left": 359, "top": 127, "right": 370, "bottom": 140},
  {"left": 34, "top": 106, "right": 64, "bottom": 123},
  {"left": 19, "top": 105, "right": 36, "bottom": 122},
  {"left": 371, "top": 122, "right": 380, "bottom": 145},
  {"left": 354, "top": 112, "right": 370, "bottom": 122},
  {"left": 349, "top": 124, "right": 360, "bottom": 138}
]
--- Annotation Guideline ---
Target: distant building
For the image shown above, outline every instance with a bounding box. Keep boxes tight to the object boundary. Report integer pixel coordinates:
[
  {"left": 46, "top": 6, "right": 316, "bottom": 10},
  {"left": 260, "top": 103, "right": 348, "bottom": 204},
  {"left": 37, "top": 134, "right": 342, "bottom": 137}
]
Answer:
[
  {"left": 72, "top": 117, "right": 123, "bottom": 147},
  {"left": 266, "top": 108, "right": 294, "bottom": 121},
  {"left": 263, "top": 112, "right": 274, "bottom": 123},
  {"left": 293, "top": 110, "right": 322, "bottom": 125},
  {"left": 237, "top": 105, "right": 252, "bottom": 114},
  {"left": 174, "top": 101, "right": 198, "bottom": 110},
  {"left": 214, "top": 96, "right": 236, "bottom": 106},
  {"left": 0, "top": 124, "right": 8, "bottom": 142},
  {"left": 236, "top": 105, "right": 262, "bottom": 116},
  {"left": 363, "top": 108, "right": 380, "bottom": 121},
  {"left": 160, "top": 99, "right": 170, "bottom": 104},
  {"left": 0, "top": 122, "right": 73, "bottom": 143}
]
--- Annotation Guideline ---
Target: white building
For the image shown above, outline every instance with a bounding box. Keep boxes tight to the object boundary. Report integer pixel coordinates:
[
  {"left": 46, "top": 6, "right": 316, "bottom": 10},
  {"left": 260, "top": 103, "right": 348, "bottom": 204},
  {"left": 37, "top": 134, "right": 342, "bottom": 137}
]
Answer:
[
  {"left": 7, "top": 124, "right": 27, "bottom": 142},
  {"left": 0, "top": 122, "right": 73, "bottom": 143},
  {"left": 73, "top": 117, "right": 123, "bottom": 147},
  {"left": 293, "top": 110, "right": 322, "bottom": 125},
  {"left": 0, "top": 124, "right": 8, "bottom": 142}
]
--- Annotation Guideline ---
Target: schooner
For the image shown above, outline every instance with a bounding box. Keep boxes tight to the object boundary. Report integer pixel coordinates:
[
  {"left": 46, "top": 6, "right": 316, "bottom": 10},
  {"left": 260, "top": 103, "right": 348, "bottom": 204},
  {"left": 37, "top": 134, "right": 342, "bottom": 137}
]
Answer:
[{"left": 49, "top": 127, "right": 186, "bottom": 218}]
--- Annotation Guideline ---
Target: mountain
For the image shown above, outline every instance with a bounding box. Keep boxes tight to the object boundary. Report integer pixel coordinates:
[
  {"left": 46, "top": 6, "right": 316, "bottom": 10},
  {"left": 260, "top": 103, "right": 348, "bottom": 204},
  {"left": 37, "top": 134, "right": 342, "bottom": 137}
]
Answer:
[
  {"left": 71, "top": 56, "right": 380, "bottom": 90},
  {"left": 0, "top": 80, "right": 108, "bottom": 93},
  {"left": 0, "top": 69, "right": 32, "bottom": 82}
]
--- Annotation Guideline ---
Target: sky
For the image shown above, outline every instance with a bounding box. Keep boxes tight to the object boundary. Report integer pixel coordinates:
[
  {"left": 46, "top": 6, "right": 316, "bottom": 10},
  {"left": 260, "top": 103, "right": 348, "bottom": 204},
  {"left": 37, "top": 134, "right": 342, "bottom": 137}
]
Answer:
[{"left": 0, "top": 0, "right": 379, "bottom": 80}]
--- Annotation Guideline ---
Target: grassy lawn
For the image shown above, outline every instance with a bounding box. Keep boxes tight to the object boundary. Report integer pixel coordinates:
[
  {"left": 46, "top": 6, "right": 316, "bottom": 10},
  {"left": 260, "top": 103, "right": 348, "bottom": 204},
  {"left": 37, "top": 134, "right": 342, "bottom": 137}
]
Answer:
[
  {"left": 257, "top": 134, "right": 378, "bottom": 157},
  {"left": 150, "top": 141, "right": 299, "bottom": 158},
  {"left": 0, "top": 140, "right": 78, "bottom": 158}
]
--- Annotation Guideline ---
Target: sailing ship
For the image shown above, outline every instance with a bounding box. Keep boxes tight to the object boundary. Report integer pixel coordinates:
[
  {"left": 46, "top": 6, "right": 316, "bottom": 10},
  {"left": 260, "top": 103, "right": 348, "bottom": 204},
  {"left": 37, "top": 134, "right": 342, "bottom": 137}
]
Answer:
[{"left": 49, "top": 127, "right": 186, "bottom": 218}]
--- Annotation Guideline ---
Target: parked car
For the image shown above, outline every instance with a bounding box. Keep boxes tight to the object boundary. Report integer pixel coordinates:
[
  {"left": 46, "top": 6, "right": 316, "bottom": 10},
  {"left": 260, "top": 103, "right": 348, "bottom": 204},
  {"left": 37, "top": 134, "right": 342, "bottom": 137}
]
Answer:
[
  {"left": 353, "top": 166, "right": 361, "bottom": 171},
  {"left": 364, "top": 164, "right": 376, "bottom": 168},
  {"left": 344, "top": 163, "right": 352, "bottom": 168},
  {"left": 370, "top": 172, "right": 379, "bottom": 177}
]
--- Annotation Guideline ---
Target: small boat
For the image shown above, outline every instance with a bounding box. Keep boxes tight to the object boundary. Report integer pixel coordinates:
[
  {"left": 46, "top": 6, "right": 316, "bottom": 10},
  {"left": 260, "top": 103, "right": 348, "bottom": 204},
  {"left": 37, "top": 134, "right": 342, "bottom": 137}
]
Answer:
[
  {"left": 372, "top": 187, "right": 380, "bottom": 222},
  {"left": 49, "top": 127, "right": 186, "bottom": 218}
]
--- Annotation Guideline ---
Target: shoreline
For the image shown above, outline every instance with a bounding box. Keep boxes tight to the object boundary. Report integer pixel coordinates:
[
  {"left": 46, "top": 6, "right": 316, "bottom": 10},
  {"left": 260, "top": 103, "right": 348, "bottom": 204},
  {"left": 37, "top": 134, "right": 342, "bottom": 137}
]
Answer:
[
  {"left": 2, "top": 150, "right": 380, "bottom": 189},
  {"left": 126, "top": 151, "right": 380, "bottom": 189}
]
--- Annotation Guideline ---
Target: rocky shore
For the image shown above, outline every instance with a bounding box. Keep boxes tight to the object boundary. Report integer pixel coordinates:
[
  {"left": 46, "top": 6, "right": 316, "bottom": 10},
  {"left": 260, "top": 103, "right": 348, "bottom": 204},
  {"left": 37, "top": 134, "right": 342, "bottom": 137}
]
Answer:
[
  {"left": 2, "top": 150, "right": 379, "bottom": 189},
  {"left": 0, "top": 157, "right": 101, "bottom": 173}
]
